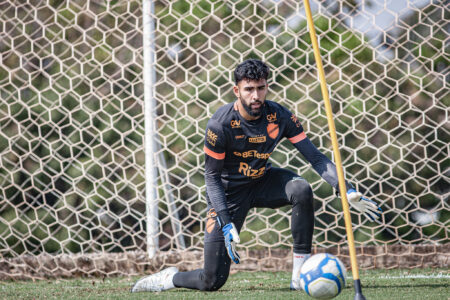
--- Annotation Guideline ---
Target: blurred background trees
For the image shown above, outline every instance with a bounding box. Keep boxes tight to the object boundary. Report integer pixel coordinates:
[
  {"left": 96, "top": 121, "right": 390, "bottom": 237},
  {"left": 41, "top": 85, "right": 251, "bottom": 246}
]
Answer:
[{"left": 0, "top": 0, "right": 447, "bottom": 256}]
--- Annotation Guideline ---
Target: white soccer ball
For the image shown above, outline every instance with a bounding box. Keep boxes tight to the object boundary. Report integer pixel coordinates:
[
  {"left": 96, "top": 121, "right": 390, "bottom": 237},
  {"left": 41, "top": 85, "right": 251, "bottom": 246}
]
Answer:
[{"left": 299, "top": 253, "right": 347, "bottom": 299}]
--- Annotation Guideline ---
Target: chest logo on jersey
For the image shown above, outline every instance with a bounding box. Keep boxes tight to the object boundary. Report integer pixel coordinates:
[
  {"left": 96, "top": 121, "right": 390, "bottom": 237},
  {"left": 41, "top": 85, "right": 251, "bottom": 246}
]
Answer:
[
  {"left": 249, "top": 135, "right": 266, "bottom": 143},
  {"left": 267, "top": 123, "right": 279, "bottom": 139},
  {"left": 267, "top": 112, "right": 277, "bottom": 122},
  {"left": 235, "top": 135, "right": 245, "bottom": 140},
  {"left": 206, "top": 129, "right": 218, "bottom": 146},
  {"left": 230, "top": 119, "right": 241, "bottom": 128}
]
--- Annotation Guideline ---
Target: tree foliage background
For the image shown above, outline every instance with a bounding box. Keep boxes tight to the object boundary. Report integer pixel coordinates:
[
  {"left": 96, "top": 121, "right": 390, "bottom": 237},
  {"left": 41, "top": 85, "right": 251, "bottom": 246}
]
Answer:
[{"left": 0, "top": 0, "right": 448, "bottom": 256}]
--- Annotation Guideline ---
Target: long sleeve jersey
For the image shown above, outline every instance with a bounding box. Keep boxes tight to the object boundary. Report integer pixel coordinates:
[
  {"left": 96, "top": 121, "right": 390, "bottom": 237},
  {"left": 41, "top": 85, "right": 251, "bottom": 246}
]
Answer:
[{"left": 203, "top": 100, "right": 352, "bottom": 224}]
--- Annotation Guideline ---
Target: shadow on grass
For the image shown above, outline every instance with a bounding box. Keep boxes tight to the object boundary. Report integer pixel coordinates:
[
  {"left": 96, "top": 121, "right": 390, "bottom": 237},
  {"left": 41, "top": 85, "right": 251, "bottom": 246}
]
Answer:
[
  {"left": 363, "top": 283, "right": 449, "bottom": 289},
  {"left": 169, "top": 287, "right": 293, "bottom": 293},
  {"left": 182, "top": 282, "right": 450, "bottom": 293}
]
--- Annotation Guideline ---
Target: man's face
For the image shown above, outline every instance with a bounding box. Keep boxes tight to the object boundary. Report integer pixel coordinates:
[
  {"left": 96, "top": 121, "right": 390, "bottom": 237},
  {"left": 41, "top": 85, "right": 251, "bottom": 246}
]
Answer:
[{"left": 233, "top": 78, "right": 268, "bottom": 119}]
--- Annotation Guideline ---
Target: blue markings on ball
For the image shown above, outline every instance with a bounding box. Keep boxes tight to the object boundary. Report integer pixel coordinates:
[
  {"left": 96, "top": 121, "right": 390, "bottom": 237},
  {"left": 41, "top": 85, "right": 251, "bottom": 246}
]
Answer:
[
  {"left": 320, "top": 272, "right": 341, "bottom": 293},
  {"left": 300, "top": 253, "right": 345, "bottom": 297},
  {"left": 334, "top": 255, "right": 346, "bottom": 287}
]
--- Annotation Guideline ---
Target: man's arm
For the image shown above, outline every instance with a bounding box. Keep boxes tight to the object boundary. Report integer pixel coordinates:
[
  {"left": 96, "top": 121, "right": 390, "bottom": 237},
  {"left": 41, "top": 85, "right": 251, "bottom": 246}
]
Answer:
[
  {"left": 291, "top": 136, "right": 353, "bottom": 192},
  {"left": 204, "top": 120, "right": 241, "bottom": 263},
  {"left": 203, "top": 118, "right": 231, "bottom": 225},
  {"left": 203, "top": 150, "right": 231, "bottom": 225},
  {"left": 282, "top": 110, "right": 352, "bottom": 192},
  {"left": 289, "top": 134, "right": 382, "bottom": 221}
]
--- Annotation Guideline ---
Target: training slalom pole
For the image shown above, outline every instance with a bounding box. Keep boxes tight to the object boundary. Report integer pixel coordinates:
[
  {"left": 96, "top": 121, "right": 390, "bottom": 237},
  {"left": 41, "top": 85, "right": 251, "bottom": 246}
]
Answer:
[{"left": 302, "top": 1, "right": 366, "bottom": 299}]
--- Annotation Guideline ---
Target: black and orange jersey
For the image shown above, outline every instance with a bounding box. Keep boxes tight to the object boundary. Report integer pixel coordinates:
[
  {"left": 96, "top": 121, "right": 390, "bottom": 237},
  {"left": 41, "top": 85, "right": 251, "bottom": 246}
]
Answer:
[{"left": 204, "top": 100, "right": 352, "bottom": 224}]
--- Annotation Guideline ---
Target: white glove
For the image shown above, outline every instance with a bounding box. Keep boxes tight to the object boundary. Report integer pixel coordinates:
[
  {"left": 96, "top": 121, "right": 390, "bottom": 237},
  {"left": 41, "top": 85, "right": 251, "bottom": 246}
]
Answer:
[
  {"left": 222, "top": 223, "right": 241, "bottom": 264},
  {"left": 346, "top": 189, "right": 382, "bottom": 221}
]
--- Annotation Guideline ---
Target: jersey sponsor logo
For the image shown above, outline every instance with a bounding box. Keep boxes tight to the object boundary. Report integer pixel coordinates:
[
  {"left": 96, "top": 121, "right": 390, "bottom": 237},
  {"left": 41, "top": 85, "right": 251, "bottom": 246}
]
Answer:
[
  {"left": 290, "top": 114, "right": 302, "bottom": 128},
  {"left": 233, "top": 150, "right": 272, "bottom": 159},
  {"left": 230, "top": 119, "right": 241, "bottom": 128},
  {"left": 267, "top": 112, "right": 277, "bottom": 122},
  {"left": 238, "top": 162, "right": 265, "bottom": 178},
  {"left": 235, "top": 135, "right": 245, "bottom": 139},
  {"left": 206, "top": 129, "right": 218, "bottom": 146},
  {"left": 249, "top": 135, "right": 266, "bottom": 143},
  {"left": 267, "top": 123, "right": 279, "bottom": 139}
]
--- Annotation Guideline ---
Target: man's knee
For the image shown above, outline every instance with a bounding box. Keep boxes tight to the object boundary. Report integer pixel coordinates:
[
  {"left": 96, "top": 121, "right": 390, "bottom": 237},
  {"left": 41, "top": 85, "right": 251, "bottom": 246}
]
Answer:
[
  {"left": 287, "top": 178, "right": 313, "bottom": 206},
  {"left": 200, "top": 273, "right": 228, "bottom": 291}
]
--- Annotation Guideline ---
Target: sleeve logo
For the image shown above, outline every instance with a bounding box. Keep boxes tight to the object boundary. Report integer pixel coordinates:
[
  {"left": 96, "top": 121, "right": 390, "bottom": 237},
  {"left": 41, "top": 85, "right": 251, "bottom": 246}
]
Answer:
[
  {"left": 206, "top": 129, "right": 218, "bottom": 146},
  {"left": 206, "top": 218, "right": 216, "bottom": 233},
  {"left": 206, "top": 208, "right": 217, "bottom": 233},
  {"left": 290, "top": 114, "right": 302, "bottom": 128}
]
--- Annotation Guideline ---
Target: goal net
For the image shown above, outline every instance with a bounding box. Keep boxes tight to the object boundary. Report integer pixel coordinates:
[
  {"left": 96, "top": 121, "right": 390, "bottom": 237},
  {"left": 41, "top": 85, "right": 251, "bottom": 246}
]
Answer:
[{"left": 0, "top": 0, "right": 448, "bottom": 279}]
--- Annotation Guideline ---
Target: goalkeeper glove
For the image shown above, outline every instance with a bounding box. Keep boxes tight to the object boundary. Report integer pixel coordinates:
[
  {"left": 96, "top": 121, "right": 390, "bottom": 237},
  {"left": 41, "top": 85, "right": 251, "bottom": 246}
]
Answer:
[
  {"left": 346, "top": 188, "right": 382, "bottom": 221},
  {"left": 222, "top": 223, "right": 241, "bottom": 264}
]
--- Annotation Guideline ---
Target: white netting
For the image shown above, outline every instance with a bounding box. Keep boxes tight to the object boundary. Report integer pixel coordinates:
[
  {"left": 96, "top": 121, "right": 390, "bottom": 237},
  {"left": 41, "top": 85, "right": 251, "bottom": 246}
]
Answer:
[{"left": 0, "top": 0, "right": 448, "bottom": 278}]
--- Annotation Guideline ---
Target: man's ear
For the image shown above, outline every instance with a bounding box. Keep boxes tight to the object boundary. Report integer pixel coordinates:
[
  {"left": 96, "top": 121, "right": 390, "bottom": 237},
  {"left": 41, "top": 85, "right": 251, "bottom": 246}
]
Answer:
[{"left": 233, "top": 85, "right": 239, "bottom": 98}]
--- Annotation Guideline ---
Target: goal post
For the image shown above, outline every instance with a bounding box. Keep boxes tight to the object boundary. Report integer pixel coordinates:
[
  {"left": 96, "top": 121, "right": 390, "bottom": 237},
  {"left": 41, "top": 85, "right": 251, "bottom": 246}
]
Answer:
[
  {"left": 0, "top": 0, "right": 448, "bottom": 280},
  {"left": 143, "top": 0, "right": 186, "bottom": 257},
  {"left": 143, "top": 0, "right": 159, "bottom": 258}
]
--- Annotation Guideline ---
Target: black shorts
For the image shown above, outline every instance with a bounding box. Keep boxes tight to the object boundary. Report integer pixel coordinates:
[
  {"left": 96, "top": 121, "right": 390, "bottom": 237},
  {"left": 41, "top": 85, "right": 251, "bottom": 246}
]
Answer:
[
  {"left": 204, "top": 167, "right": 303, "bottom": 243},
  {"left": 172, "top": 166, "right": 313, "bottom": 291}
]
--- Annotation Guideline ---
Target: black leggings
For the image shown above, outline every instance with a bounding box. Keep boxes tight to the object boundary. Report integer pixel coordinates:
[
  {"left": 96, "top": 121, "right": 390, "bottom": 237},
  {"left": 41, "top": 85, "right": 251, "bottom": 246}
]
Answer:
[
  {"left": 173, "top": 167, "right": 314, "bottom": 291},
  {"left": 173, "top": 240, "right": 230, "bottom": 291}
]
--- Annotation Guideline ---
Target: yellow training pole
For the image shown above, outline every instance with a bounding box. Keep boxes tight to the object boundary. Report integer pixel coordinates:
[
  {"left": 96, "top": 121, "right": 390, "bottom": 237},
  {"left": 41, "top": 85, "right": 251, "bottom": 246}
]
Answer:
[{"left": 303, "top": 1, "right": 366, "bottom": 299}]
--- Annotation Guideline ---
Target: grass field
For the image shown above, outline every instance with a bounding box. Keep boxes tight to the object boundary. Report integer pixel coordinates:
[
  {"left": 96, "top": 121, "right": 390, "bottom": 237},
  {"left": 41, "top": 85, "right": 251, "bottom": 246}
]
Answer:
[{"left": 1, "top": 268, "right": 448, "bottom": 299}]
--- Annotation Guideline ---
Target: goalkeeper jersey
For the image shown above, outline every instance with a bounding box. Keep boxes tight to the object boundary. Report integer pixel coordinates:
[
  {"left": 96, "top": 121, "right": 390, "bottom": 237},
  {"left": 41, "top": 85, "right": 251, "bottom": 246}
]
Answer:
[{"left": 203, "top": 100, "right": 352, "bottom": 223}]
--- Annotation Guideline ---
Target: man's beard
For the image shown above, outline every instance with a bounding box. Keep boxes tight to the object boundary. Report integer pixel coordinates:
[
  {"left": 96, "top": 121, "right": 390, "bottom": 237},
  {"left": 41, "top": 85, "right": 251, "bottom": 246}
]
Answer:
[{"left": 241, "top": 99, "right": 263, "bottom": 117}]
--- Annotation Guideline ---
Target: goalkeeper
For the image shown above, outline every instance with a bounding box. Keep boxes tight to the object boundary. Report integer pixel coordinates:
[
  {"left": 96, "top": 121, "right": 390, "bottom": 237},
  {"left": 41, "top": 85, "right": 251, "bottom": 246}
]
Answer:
[{"left": 131, "top": 59, "right": 382, "bottom": 292}]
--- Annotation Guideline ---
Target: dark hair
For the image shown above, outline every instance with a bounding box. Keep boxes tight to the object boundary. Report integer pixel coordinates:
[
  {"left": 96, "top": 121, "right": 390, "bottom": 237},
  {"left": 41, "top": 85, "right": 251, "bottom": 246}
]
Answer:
[{"left": 233, "top": 59, "right": 270, "bottom": 85}]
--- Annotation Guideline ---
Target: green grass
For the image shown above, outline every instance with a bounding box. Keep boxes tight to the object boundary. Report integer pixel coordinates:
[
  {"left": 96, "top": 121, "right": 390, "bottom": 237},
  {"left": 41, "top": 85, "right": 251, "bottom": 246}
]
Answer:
[{"left": 1, "top": 268, "right": 448, "bottom": 299}]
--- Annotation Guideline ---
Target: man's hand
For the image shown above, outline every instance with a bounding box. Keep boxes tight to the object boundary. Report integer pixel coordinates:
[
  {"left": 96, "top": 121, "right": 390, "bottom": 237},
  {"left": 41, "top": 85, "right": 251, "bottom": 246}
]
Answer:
[
  {"left": 346, "top": 189, "right": 382, "bottom": 221},
  {"left": 222, "top": 223, "right": 241, "bottom": 264}
]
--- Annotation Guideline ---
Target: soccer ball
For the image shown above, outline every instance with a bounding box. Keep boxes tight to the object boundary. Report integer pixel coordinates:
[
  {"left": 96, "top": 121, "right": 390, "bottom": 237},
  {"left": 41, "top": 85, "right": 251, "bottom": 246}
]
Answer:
[{"left": 299, "top": 253, "right": 347, "bottom": 299}]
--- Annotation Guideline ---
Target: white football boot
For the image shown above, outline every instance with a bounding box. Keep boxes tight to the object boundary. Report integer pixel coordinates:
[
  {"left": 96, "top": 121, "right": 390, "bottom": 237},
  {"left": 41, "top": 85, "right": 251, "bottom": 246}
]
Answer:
[
  {"left": 131, "top": 267, "right": 179, "bottom": 292},
  {"left": 290, "top": 277, "right": 301, "bottom": 291},
  {"left": 290, "top": 253, "right": 310, "bottom": 290}
]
